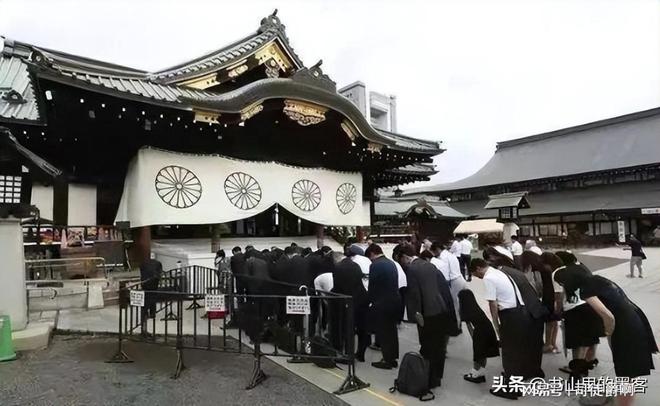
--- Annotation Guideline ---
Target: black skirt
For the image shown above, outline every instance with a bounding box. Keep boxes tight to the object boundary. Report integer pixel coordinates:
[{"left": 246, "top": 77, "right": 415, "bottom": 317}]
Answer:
[{"left": 563, "top": 304, "right": 604, "bottom": 349}]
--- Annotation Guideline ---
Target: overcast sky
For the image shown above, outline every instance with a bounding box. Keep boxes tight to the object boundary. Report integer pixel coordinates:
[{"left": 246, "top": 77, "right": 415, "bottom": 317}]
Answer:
[{"left": 1, "top": 0, "right": 659, "bottom": 185}]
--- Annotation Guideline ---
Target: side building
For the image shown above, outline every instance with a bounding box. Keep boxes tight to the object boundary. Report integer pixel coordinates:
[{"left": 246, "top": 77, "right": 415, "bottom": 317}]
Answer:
[{"left": 408, "top": 107, "right": 660, "bottom": 246}]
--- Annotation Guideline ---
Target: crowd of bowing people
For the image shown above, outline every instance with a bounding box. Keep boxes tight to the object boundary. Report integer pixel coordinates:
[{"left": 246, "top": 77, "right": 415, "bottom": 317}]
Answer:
[{"left": 216, "top": 235, "right": 657, "bottom": 404}]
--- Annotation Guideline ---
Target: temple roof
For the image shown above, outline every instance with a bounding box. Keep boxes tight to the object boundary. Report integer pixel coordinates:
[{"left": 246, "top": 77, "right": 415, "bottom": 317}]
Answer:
[
  {"left": 152, "top": 11, "right": 304, "bottom": 83},
  {"left": 0, "top": 11, "right": 442, "bottom": 156},
  {"left": 449, "top": 181, "right": 660, "bottom": 218},
  {"left": 408, "top": 107, "right": 660, "bottom": 194}
]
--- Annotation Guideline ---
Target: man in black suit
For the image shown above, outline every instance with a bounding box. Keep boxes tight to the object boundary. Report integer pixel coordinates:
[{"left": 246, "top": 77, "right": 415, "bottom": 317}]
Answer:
[
  {"left": 230, "top": 246, "right": 247, "bottom": 295},
  {"left": 139, "top": 255, "right": 163, "bottom": 319},
  {"left": 365, "top": 244, "right": 401, "bottom": 369},
  {"left": 398, "top": 244, "right": 455, "bottom": 389},
  {"left": 332, "top": 252, "right": 369, "bottom": 359}
]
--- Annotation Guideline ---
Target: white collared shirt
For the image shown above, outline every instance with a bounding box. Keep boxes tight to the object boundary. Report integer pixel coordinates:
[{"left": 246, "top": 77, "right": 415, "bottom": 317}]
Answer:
[
  {"left": 430, "top": 257, "right": 449, "bottom": 280},
  {"left": 483, "top": 266, "right": 525, "bottom": 310},
  {"left": 450, "top": 240, "right": 461, "bottom": 257},
  {"left": 510, "top": 241, "right": 523, "bottom": 256},
  {"left": 314, "top": 272, "right": 334, "bottom": 292},
  {"left": 460, "top": 239, "right": 473, "bottom": 255},
  {"left": 351, "top": 254, "right": 372, "bottom": 290},
  {"left": 394, "top": 260, "right": 407, "bottom": 288},
  {"left": 436, "top": 250, "right": 463, "bottom": 281}
]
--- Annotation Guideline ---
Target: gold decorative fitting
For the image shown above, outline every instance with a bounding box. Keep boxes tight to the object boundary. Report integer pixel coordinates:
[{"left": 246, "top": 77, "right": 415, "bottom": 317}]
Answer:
[
  {"left": 255, "top": 41, "right": 293, "bottom": 72},
  {"left": 194, "top": 110, "right": 221, "bottom": 124},
  {"left": 340, "top": 120, "right": 357, "bottom": 141},
  {"left": 180, "top": 72, "right": 220, "bottom": 89},
  {"left": 265, "top": 62, "right": 280, "bottom": 78},
  {"left": 227, "top": 64, "right": 249, "bottom": 78},
  {"left": 241, "top": 104, "right": 264, "bottom": 121},
  {"left": 367, "top": 143, "right": 383, "bottom": 153},
  {"left": 283, "top": 100, "right": 327, "bottom": 126}
]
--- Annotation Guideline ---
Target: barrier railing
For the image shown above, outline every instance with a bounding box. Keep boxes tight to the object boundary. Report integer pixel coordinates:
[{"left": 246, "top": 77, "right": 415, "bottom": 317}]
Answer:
[
  {"left": 25, "top": 257, "right": 108, "bottom": 280},
  {"left": 107, "top": 265, "right": 369, "bottom": 395}
]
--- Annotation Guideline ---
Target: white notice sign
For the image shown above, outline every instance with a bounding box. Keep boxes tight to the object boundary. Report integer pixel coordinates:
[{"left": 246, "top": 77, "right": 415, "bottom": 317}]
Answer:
[
  {"left": 641, "top": 207, "right": 660, "bottom": 215},
  {"left": 617, "top": 220, "right": 626, "bottom": 243},
  {"left": 130, "top": 290, "right": 145, "bottom": 307},
  {"left": 286, "top": 296, "right": 311, "bottom": 315},
  {"left": 205, "top": 294, "right": 225, "bottom": 312}
]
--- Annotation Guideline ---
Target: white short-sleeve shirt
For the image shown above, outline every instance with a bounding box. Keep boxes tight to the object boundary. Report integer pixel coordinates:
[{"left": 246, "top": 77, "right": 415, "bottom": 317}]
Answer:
[
  {"left": 314, "top": 272, "right": 334, "bottom": 292},
  {"left": 460, "top": 239, "right": 473, "bottom": 255},
  {"left": 450, "top": 240, "right": 461, "bottom": 256},
  {"left": 351, "top": 254, "right": 372, "bottom": 290},
  {"left": 483, "top": 267, "right": 524, "bottom": 310},
  {"left": 511, "top": 241, "right": 523, "bottom": 256},
  {"left": 430, "top": 257, "right": 449, "bottom": 280}
]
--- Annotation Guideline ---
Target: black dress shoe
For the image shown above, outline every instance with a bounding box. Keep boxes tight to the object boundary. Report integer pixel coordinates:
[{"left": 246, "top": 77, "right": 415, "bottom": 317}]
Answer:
[
  {"left": 490, "top": 388, "right": 519, "bottom": 400},
  {"left": 464, "top": 374, "right": 486, "bottom": 383},
  {"left": 371, "top": 360, "right": 394, "bottom": 370}
]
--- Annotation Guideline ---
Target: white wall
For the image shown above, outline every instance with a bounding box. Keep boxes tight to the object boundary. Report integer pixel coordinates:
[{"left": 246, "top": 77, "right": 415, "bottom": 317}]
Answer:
[
  {"left": 0, "top": 220, "right": 28, "bottom": 330},
  {"left": 67, "top": 184, "right": 97, "bottom": 225},
  {"left": 30, "top": 184, "right": 54, "bottom": 220}
]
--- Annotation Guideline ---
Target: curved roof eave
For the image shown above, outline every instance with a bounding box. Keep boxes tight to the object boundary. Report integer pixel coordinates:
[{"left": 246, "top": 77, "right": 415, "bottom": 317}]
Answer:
[{"left": 179, "top": 77, "right": 443, "bottom": 155}]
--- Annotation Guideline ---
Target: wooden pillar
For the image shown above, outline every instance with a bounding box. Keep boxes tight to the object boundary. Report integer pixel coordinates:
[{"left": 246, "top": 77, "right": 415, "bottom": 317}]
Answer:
[
  {"left": 211, "top": 224, "right": 222, "bottom": 253},
  {"left": 315, "top": 224, "right": 324, "bottom": 249},
  {"left": 131, "top": 226, "right": 151, "bottom": 268},
  {"left": 591, "top": 213, "right": 597, "bottom": 246}
]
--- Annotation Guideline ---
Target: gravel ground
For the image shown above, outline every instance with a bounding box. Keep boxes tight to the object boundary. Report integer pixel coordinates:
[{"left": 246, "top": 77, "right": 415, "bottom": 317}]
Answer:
[{"left": 0, "top": 335, "right": 347, "bottom": 406}]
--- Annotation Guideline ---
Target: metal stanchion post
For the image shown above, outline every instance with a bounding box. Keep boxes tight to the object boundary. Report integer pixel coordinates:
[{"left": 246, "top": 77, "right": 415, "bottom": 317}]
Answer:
[
  {"left": 334, "top": 296, "right": 369, "bottom": 395},
  {"left": 172, "top": 296, "right": 186, "bottom": 379},
  {"left": 107, "top": 283, "right": 132, "bottom": 363}
]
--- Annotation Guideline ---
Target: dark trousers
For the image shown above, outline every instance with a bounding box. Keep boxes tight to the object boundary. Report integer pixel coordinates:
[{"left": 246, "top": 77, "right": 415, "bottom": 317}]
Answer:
[
  {"left": 418, "top": 313, "right": 450, "bottom": 387},
  {"left": 375, "top": 320, "right": 399, "bottom": 363},
  {"left": 355, "top": 323, "right": 371, "bottom": 358},
  {"left": 460, "top": 254, "right": 471, "bottom": 280}
]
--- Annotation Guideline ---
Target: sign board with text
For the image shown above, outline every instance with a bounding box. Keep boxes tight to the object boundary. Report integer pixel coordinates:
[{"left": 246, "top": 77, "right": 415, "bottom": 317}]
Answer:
[
  {"left": 641, "top": 208, "right": 660, "bottom": 215},
  {"left": 286, "top": 296, "right": 310, "bottom": 315},
  {"left": 130, "top": 290, "right": 145, "bottom": 307},
  {"left": 617, "top": 220, "right": 626, "bottom": 243},
  {"left": 205, "top": 294, "right": 225, "bottom": 312}
]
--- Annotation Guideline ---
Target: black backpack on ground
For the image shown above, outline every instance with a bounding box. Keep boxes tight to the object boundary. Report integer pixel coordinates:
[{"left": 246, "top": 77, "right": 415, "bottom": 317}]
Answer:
[
  {"left": 389, "top": 352, "right": 435, "bottom": 401},
  {"left": 309, "top": 335, "right": 336, "bottom": 368}
]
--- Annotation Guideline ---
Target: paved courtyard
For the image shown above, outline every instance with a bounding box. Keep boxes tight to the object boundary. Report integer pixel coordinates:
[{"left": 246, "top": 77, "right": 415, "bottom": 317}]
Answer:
[
  {"left": 7, "top": 246, "right": 659, "bottom": 406},
  {"left": 0, "top": 335, "right": 346, "bottom": 406}
]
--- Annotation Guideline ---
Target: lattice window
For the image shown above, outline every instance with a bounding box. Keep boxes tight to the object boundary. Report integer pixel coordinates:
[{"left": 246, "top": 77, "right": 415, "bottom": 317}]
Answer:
[{"left": 0, "top": 175, "right": 22, "bottom": 204}]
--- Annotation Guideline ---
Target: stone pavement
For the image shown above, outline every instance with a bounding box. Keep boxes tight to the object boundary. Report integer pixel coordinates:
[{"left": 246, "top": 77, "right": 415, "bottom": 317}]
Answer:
[
  {"left": 0, "top": 335, "right": 346, "bottom": 406},
  {"left": 52, "top": 247, "right": 659, "bottom": 406}
]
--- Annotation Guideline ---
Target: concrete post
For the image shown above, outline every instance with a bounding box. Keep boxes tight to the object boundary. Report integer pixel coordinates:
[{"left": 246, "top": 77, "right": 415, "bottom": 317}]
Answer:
[{"left": 0, "top": 219, "right": 28, "bottom": 331}]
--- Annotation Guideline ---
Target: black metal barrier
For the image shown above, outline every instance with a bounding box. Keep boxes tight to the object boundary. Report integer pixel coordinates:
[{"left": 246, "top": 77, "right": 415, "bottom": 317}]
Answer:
[{"left": 107, "top": 265, "right": 370, "bottom": 395}]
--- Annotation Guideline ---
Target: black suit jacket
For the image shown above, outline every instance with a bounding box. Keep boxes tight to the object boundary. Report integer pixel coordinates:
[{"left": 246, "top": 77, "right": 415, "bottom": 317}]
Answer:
[
  {"left": 500, "top": 266, "right": 549, "bottom": 320},
  {"left": 333, "top": 258, "right": 368, "bottom": 308},
  {"left": 368, "top": 256, "right": 401, "bottom": 321},
  {"left": 406, "top": 258, "right": 454, "bottom": 320}
]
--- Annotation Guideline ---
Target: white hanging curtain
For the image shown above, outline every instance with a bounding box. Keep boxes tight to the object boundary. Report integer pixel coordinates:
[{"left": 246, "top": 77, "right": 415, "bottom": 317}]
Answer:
[{"left": 114, "top": 148, "right": 370, "bottom": 227}]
